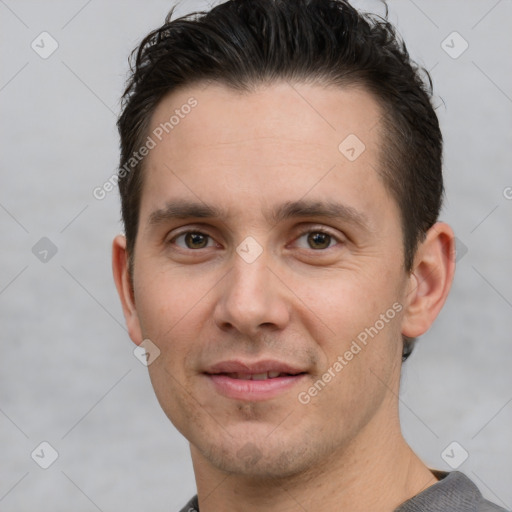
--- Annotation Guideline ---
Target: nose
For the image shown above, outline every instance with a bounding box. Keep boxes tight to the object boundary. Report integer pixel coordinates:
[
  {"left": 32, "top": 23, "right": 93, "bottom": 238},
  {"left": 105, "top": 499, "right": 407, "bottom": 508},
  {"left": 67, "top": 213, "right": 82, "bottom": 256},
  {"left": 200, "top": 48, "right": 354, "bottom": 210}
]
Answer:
[{"left": 213, "top": 254, "right": 291, "bottom": 337}]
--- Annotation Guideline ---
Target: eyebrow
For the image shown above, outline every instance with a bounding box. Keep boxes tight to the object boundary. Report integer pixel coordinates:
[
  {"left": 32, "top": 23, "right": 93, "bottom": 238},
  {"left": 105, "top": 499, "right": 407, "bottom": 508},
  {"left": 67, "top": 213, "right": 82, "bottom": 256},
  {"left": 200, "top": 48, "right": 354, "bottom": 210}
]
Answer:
[
  {"left": 268, "top": 200, "right": 371, "bottom": 230},
  {"left": 147, "top": 198, "right": 371, "bottom": 231},
  {"left": 147, "top": 200, "right": 226, "bottom": 226}
]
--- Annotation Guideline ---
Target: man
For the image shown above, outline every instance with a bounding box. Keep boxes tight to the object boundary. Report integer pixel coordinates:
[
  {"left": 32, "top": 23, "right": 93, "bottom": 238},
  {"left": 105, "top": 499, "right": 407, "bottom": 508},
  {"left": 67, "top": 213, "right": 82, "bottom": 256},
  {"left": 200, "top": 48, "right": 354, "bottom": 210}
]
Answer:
[{"left": 112, "top": 1, "right": 508, "bottom": 510}]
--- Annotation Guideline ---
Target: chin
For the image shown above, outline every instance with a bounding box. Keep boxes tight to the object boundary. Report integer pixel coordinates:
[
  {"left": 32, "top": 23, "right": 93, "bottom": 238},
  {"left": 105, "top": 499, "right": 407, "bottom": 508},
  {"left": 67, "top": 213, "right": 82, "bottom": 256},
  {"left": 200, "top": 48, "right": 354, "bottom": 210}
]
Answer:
[{"left": 199, "top": 433, "right": 317, "bottom": 480}]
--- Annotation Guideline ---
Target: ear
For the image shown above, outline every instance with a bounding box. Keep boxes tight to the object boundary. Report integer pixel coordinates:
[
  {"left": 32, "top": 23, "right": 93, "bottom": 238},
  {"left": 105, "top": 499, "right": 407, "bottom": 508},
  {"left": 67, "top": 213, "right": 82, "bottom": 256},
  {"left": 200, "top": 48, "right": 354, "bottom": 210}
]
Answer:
[
  {"left": 401, "top": 222, "right": 456, "bottom": 338},
  {"left": 112, "top": 234, "right": 143, "bottom": 345}
]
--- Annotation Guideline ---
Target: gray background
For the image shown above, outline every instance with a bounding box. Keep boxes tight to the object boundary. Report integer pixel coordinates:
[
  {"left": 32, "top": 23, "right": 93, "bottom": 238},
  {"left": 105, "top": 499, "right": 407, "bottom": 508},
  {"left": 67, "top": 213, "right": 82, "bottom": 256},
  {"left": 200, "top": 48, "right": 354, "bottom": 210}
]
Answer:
[{"left": 1, "top": 0, "right": 511, "bottom": 510}]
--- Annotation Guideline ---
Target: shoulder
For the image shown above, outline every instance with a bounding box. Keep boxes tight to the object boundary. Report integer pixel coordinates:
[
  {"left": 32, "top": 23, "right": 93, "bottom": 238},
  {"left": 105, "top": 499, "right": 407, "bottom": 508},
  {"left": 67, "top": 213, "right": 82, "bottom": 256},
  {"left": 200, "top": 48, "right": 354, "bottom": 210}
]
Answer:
[
  {"left": 395, "top": 471, "right": 509, "bottom": 512},
  {"left": 477, "top": 500, "right": 510, "bottom": 512},
  {"left": 450, "top": 472, "right": 509, "bottom": 512}
]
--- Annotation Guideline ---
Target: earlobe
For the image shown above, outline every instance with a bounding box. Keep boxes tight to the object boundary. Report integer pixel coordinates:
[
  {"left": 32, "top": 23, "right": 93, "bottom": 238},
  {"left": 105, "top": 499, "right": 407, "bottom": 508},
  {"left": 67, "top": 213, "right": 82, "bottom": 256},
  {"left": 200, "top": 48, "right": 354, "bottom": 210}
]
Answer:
[
  {"left": 401, "top": 222, "right": 456, "bottom": 338},
  {"left": 112, "top": 235, "right": 143, "bottom": 345}
]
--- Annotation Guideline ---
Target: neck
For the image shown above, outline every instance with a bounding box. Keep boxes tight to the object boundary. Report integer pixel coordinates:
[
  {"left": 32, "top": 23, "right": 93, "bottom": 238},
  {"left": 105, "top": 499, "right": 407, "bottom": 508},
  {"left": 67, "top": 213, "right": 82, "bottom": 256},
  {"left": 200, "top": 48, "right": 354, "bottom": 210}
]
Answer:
[{"left": 190, "top": 409, "right": 438, "bottom": 512}]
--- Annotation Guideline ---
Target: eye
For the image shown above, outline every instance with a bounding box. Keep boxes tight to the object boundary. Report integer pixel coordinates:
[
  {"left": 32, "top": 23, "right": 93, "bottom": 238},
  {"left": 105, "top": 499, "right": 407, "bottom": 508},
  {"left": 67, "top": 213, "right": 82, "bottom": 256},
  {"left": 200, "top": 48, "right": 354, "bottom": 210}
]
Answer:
[
  {"left": 173, "top": 231, "right": 215, "bottom": 250},
  {"left": 295, "top": 230, "right": 339, "bottom": 250}
]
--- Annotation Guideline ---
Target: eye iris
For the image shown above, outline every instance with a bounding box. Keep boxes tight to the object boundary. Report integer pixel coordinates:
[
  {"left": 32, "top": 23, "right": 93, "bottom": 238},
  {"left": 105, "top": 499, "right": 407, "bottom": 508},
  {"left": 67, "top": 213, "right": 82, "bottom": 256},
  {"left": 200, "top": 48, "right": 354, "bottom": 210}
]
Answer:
[
  {"left": 307, "top": 232, "right": 331, "bottom": 250},
  {"left": 185, "top": 232, "right": 208, "bottom": 249}
]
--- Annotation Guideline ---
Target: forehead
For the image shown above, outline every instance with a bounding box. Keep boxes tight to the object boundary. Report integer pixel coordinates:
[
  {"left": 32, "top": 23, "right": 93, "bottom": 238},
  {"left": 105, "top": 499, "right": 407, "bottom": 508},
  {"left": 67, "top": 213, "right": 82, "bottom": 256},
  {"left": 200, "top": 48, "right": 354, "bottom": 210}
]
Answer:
[
  {"left": 148, "top": 80, "right": 382, "bottom": 158},
  {"left": 139, "top": 81, "right": 394, "bottom": 225}
]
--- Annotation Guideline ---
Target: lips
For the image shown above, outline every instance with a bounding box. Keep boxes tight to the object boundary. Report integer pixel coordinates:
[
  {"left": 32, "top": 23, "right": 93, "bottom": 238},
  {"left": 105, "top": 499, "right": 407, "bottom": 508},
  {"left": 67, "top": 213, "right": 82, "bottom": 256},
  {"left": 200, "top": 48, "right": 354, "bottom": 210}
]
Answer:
[{"left": 204, "top": 359, "right": 308, "bottom": 401}]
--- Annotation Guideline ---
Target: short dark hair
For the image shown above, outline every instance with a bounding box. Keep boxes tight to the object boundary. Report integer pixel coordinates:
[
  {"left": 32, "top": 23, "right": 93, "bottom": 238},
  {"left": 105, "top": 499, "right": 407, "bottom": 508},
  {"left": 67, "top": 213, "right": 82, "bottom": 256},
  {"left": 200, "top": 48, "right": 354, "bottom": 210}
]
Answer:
[{"left": 117, "top": 0, "right": 444, "bottom": 361}]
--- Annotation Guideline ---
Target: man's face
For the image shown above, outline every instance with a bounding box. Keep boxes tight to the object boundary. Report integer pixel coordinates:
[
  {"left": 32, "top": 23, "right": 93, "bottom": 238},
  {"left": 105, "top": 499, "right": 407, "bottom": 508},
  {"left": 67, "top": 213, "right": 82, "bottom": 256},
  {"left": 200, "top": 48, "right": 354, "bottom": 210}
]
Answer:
[{"left": 127, "top": 82, "right": 412, "bottom": 477}]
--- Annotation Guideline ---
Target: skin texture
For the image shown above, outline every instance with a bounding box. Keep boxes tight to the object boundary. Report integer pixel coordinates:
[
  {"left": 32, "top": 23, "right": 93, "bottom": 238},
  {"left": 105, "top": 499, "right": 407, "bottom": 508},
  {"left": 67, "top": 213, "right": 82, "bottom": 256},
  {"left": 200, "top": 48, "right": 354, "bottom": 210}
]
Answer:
[{"left": 113, "top": 81, "right": 455, "bottom": 511}]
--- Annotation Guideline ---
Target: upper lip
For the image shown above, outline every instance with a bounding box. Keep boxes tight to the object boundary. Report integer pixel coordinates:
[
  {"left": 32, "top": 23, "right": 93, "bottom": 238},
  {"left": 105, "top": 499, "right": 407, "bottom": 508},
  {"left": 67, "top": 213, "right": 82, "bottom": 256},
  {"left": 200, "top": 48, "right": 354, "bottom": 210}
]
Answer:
[{"left": 204, "top": 359, "right": 307, "bottom": 375}]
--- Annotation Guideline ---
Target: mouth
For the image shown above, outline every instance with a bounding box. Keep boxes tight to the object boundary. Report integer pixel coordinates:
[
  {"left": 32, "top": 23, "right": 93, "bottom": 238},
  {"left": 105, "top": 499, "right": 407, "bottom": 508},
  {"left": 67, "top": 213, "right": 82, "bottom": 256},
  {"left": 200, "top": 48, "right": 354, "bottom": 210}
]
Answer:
[{"left": 203, "top": 360, "right": 308, "bottom": 401}]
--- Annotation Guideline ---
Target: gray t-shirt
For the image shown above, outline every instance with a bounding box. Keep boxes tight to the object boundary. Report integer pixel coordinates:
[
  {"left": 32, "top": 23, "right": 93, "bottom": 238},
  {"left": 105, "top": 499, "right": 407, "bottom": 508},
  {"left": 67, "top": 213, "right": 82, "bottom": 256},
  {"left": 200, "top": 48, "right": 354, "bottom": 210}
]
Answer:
[{"left": 178, "top": 470, "right": 509, "bottom": 512}]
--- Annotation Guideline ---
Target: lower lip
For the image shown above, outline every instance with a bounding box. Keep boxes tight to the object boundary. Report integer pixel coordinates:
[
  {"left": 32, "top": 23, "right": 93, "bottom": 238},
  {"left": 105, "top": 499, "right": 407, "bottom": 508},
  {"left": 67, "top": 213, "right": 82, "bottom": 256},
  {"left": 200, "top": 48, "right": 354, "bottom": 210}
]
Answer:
[{"left": 205, "top": 373, "right": 307, "bottom": 401}]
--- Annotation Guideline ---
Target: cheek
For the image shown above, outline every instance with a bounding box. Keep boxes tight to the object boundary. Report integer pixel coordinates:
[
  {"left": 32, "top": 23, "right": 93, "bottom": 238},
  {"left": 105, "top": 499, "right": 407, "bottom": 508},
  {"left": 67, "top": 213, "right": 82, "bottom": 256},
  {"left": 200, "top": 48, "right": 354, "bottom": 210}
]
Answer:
[
  {"left": 133, "top": 265, "right": 221, "bottom": 403},
  {"left": 136, "top": 268, "right": 215, "bottom": 430},
  {"left": 294, "top": 268, "right": 397, "bottom": 332},
  {"left": 296, "top": 274, "right": 404, "bottom": 423},
  {"left": 133, "top": 265, "right": 216, "bottom": 340},
  {"left": 290, "top": 265, "right": 405, "bottom": 377}
]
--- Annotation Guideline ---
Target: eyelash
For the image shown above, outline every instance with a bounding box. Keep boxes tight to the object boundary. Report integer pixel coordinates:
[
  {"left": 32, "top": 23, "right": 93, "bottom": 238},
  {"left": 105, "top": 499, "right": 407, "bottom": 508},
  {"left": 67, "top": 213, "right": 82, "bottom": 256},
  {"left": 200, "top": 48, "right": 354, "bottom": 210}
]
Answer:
[
  {"left": 168, "top": 226, "right": 343, "bottom": 251},
  {"left": 170, "top": 230, "right": 218, "bottom": 250},
  {"left": 293, "top": 227, "right": 341, "bottom": 250}
]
